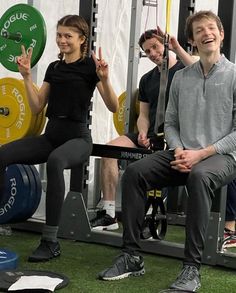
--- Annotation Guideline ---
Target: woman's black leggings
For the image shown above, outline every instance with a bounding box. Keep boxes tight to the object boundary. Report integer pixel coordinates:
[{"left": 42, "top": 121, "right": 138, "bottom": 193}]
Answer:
[{"left": 0, "top": 118, "right": 93, "bottom": 226}]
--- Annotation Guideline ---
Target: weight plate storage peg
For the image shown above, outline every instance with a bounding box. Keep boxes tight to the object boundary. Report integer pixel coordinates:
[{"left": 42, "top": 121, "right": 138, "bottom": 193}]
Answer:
[
  {"left": 0, "top": 77, "right": 36, "bottom": 145},
  {"left": 0, "top": 3, "right": 47, "bottom": 72}
]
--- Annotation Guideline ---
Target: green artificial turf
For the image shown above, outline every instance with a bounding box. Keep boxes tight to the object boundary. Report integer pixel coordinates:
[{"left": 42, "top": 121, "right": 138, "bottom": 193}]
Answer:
[{"left": 1, "top": 227, "right": 236, "bottom": 293}]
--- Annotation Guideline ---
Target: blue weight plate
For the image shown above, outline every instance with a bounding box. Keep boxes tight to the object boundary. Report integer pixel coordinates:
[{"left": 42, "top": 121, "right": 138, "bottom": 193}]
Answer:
[
  {"left": 9, "top": 164, "right": 31, "bottom": 223},
  {"left": 0, "top": 249, "right": 18, "bottom": 271},
  {"left": 0, "top": 164, "right": 30, "bottom": 224}
]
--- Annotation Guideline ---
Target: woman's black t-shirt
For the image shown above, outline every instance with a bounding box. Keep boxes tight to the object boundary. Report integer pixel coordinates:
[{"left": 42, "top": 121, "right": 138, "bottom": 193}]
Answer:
[{"left": 44, "top": 56, "right": 100, "bottom": 122}]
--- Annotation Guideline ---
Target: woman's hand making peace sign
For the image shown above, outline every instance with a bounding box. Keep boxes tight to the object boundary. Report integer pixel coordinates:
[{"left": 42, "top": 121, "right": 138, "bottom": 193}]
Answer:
[
  {"left": 17, "top": 45, "right": 33, "bottom": 78},
  {"left": 92, "top": 47, "right": 109, "bottom": 82}
]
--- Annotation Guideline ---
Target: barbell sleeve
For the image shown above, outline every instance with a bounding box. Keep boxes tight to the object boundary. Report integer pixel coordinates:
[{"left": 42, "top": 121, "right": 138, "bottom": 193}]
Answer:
[
  {"left": 1, "top": 31, "right": 22, "bottom": 42},
  {"left": 0, "top": 107, "right": 10, "bottom": 116}
]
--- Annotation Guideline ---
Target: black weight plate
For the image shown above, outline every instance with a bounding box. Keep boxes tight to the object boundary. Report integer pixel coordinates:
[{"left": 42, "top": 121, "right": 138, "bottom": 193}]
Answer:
[
  {"left": 18, "top": 164, "right": 38, "bottom": 221},
  {"left": 0, "top": 269, "right": 69, "bottom": 291},
  {"left": 28, "top": 164, "right": 42, "bottom": 214}
]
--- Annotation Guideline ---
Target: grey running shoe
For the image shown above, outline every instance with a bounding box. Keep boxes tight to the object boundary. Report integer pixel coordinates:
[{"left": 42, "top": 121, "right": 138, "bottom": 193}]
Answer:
[
  {"left": 170, "top": 265, "right": 201, "bottom": 292},
  {"left": 98, "top": 252, "right": 145, "bottom": 281},
  {"left": 28, "top": 239, "right": 61, "bottom": 262},
  {"left": 90, "top": 210, "right": 119, "bottom": 231}
]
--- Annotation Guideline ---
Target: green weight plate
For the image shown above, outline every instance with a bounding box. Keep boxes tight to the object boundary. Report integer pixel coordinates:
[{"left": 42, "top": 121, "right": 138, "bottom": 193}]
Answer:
[{"left": 0, "top": 4, "right": 47, "bottom": 72}]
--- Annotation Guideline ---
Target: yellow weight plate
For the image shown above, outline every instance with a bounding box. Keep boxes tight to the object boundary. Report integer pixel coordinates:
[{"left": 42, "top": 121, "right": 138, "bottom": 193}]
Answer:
[
  {"left": 19, "top": 79, "right": 39, "bottom": 136},
  {"left": 113, "top": 91, "right": 126, "bottom": 135},
  {"left": 34, "top": 107, "right": 46, "bottom": 136},
  {"left": 113, "top": 90, "right": 140, "bottom": 135},
  {"left": 0, "top": 77, "right": 34, "bottom": 144},
  {"left": 30, "top": 82, "right": 46, "bottom": 136}
]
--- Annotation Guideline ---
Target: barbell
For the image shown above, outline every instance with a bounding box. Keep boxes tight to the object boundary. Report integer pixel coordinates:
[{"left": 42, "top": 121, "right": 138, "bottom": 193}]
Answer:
[{"left": 0, "top": 3, "right": 47, "bottom": 72}]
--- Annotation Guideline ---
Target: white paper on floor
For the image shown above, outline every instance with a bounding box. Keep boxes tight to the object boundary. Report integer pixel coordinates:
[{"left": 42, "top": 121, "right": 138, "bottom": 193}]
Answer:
[{"left": 8, "top": 275, "right": 63, "bottom": 292}]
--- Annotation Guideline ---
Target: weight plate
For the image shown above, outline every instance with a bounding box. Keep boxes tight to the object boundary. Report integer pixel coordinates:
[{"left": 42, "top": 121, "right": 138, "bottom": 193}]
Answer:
[
  {"left": 0, "top": 269, "right": 69, "bottom": 291},
  {"left": 113, "top": 90, "right": 139, "bottom": 135},
  {"left": 0, "top": 164, "right": 30, "bottom": 224},
  {"left": 0, "top": 3, "right": 47, "bottom": 72},
  {"left": 113, "top": 92, "right": 126, "bottom": 136},
  {"left": 10, "top": 164, "right": 32, "bottom": 221},
  {"left": 29, "top": 165, "right": 42, "bottom": 204},
  {"left": 34, "top": 107, "right": 46, "bottom": 135},
  {"left": 0, "top": 77, "right": 34, "bottom": 144},
  {"left": 18, "top": 165, "right": 37, "bottom": 221},
  {"left": 0, "top": 249, "right": 18, "bottom": 271},
  {"left": 19, "top": 79, "right": 46, "bottom": 136},
  {"left": 18, "top": 79, "right": 40, "bottom": 136},
  {"left": 25, "top": 165, "right": 42, "bottom": 218}
]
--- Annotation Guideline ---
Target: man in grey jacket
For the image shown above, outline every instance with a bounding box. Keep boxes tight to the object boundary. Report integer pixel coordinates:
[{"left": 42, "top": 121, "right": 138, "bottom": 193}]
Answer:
[{"left": 98, "top": 10, "right": 236, "bottom": 292}]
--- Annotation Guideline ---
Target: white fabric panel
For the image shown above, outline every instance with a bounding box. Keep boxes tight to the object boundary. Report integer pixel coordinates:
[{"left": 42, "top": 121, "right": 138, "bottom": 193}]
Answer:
[
  {"left": 91, "top": 0, "right": 131, "bottom": 144},
  {"left": 195, "top": 0, "right": 219, "bottom": 13}
]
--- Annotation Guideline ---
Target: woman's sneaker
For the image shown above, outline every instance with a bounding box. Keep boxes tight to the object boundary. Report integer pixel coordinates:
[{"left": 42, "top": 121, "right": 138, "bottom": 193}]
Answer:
[
  {"left": 28, "top": 239, "right": 61, "bottom": 262},
  {"left": 98, "top": 252, "right": 145, "bottom": 281},
  {"left": 90, "top": 210, "right": 119, "bottom": 231}
]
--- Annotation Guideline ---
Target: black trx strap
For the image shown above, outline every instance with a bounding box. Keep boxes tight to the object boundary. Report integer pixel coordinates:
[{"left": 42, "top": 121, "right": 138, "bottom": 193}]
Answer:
[
  {"left": 141, "top": 190, "right": 167, "bottom": 240},
  {"left": 154, "top": 34, "right": 170, "bottom": 134}
]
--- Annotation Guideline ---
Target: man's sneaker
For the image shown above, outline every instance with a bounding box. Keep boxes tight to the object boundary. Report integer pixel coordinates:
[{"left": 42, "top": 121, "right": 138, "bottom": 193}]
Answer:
[
  {"left": 90, "top": 210, "right": 119, "bottom": 231},
  {"left": 28, "top": 239, "right": 61, "bottom": 262},
  {"left": 170, "top": 265, "right": 201, "bottom": 292},
  {"left": 222, "top": 229, "right": 236, "bottom": 249},
  {"left": 98, "top": 252, "right": 145, "bottom": 281}
]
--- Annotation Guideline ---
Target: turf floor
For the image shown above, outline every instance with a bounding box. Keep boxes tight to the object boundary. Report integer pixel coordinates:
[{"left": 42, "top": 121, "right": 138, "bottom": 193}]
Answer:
[{"left": 1, "top": 226, "right": 236, "bottom": 293}]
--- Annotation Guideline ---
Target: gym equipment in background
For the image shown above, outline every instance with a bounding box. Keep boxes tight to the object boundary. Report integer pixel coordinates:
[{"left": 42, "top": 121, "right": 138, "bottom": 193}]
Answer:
[
  {"left": 0, "top": 3, "right": 47, "bottom": 72},
  {"left": 0, "top": 164, "right": 42, "bottom": 224},
  {"left": 0, "top": 77, "right": 46, "bottom": 145},
  {"left": 113, "top": 90, "right": 139, "bottom": 135},
  {"left": 0, "top": 249, "right": 18, "bottom": 271}
]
